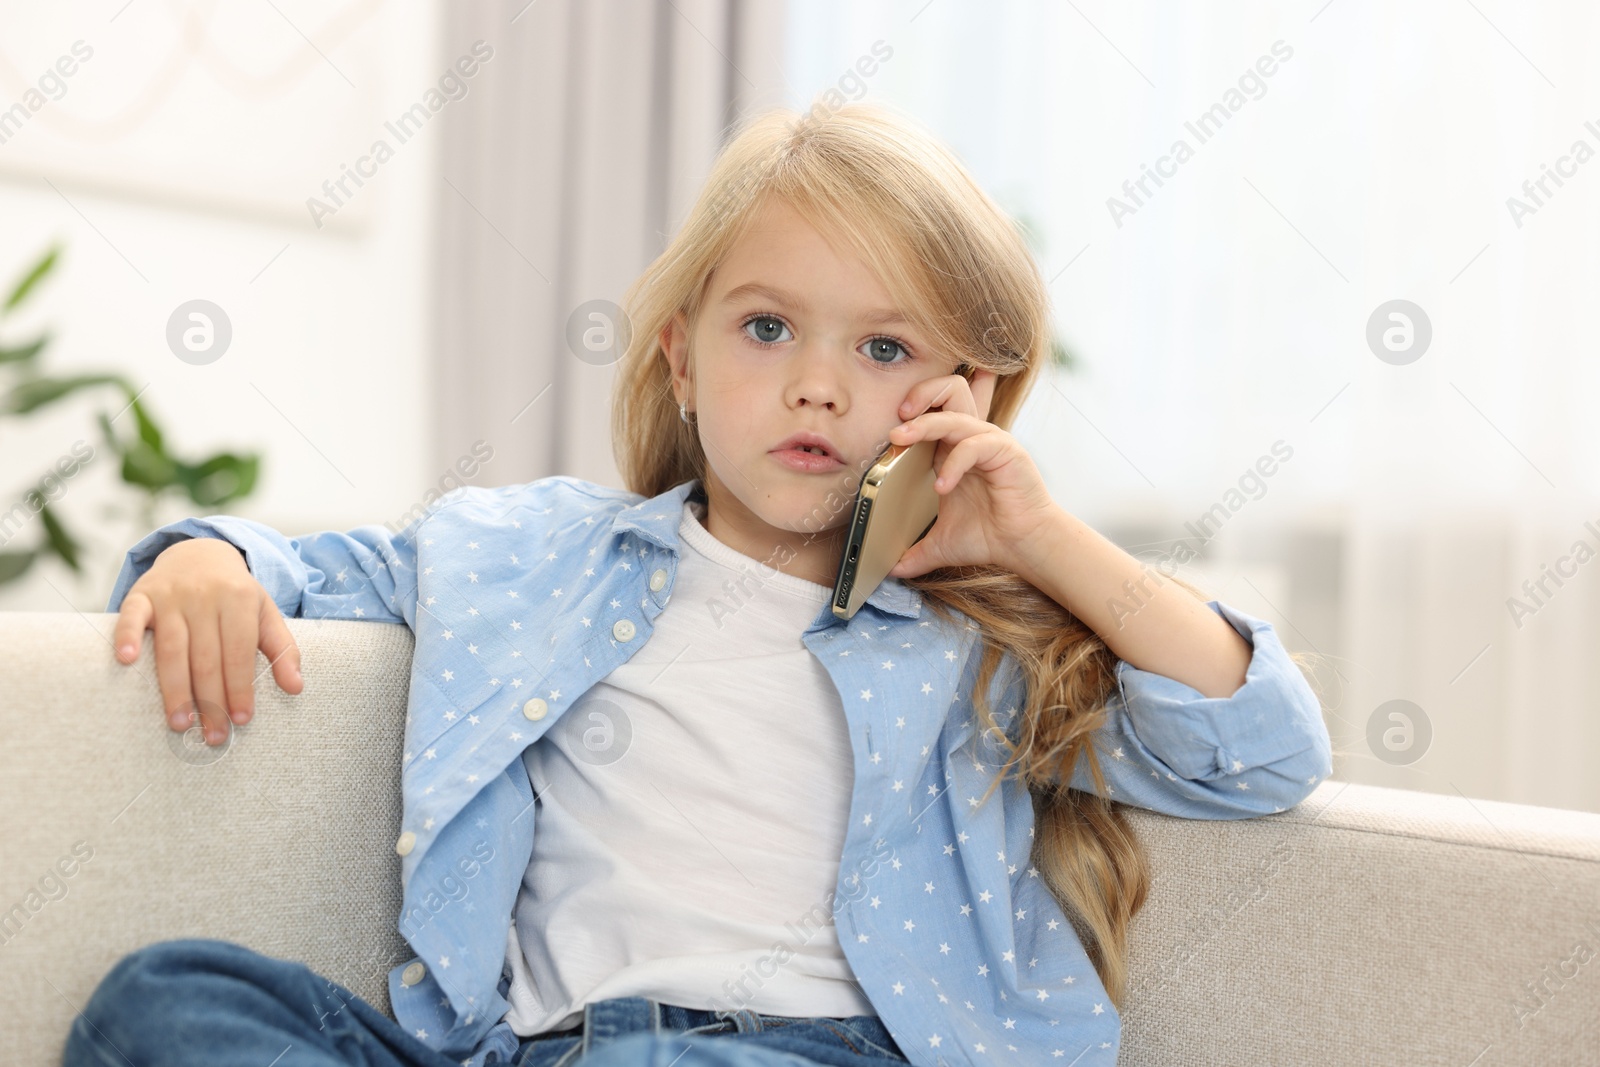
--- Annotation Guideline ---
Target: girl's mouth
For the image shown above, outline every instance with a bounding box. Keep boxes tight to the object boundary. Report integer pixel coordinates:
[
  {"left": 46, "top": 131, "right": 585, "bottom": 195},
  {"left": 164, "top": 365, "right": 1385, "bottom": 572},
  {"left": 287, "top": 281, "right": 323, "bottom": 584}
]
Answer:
[{"left": 770, "top": 448, "right": 844, "bottom": 473}]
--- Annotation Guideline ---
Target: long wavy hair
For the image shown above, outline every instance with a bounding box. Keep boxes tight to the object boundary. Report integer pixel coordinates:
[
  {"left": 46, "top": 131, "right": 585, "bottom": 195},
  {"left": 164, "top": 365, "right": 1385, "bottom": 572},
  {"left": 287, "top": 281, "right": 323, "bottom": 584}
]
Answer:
[{"left": 611, "top": 99, "right": 1306, "bottom": 1009}]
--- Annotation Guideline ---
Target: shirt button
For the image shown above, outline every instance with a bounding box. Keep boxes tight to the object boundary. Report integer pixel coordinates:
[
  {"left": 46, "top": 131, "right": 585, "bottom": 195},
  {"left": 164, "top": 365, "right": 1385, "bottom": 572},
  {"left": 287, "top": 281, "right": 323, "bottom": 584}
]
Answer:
[
  {"left": 613, "top": 618, "right": 636, "bottom": 641},
  {"left": 395, "top": 831, "right": 416, "bottom": 856},
  {"left": 649, "top": 568, "right": 667, "bottom": 591},
  {"left": 401, "top": 961, "right": 426, "bottom": 986},
  {"left": 522, "top": 697, "right": 547, "bottom": 720}
]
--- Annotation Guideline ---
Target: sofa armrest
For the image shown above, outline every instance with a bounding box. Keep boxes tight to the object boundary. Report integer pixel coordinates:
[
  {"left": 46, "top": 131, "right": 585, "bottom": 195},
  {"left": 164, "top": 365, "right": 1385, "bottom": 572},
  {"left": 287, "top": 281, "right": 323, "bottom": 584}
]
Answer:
[{"left": 1118, "top": 780, "right": 1600, "bottom": 1065}]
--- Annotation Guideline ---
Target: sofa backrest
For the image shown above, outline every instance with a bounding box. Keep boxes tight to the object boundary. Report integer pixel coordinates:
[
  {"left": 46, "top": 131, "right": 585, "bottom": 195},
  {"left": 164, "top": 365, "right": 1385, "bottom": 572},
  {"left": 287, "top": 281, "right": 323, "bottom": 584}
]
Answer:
[{"left": 1, "top": 611, "right": 1595, "bottom": 1065}]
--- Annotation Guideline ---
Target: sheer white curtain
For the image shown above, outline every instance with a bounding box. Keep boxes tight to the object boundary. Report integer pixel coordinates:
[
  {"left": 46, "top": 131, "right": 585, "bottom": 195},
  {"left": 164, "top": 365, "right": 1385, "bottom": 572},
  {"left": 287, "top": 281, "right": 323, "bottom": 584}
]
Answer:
[
  {"left": 431, "top": 0, "right": 787, "bottom": 485},
  {"left": 784, "top": 0, "right": 1600, "bottom": 814}
]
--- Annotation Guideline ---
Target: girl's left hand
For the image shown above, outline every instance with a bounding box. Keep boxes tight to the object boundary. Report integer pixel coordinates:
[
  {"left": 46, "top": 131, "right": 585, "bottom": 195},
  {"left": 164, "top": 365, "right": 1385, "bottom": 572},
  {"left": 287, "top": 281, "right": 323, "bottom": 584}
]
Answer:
[{"left": 884, "top": 368, "right": 1063, "bottom": 580}]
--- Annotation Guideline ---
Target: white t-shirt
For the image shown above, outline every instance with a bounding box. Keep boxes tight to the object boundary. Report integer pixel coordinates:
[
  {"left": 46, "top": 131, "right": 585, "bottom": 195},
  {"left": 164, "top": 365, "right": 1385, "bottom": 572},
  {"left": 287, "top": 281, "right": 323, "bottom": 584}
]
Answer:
[{"left": 501, "top": 496, "right": 875, "bottom": 1036}]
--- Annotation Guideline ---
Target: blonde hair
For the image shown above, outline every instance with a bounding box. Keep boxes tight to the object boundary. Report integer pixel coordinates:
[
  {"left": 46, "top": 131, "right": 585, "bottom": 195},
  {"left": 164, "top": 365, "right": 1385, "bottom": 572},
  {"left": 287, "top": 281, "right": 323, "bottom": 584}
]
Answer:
[{"left": 610, "top": 99, "right": 1312, "bottom": 1009}]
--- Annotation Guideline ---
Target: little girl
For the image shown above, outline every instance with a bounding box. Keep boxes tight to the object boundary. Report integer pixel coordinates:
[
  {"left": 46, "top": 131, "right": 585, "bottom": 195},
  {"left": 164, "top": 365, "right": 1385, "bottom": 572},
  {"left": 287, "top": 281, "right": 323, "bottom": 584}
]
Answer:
[{"left": 72, "top": 101, "right": 1332, "bottom": 1067}]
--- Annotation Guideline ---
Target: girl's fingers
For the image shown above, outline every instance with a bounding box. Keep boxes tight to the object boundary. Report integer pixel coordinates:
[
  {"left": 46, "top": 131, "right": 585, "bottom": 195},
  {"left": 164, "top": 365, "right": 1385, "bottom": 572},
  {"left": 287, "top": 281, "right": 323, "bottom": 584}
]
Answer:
[
  {"left": 936, "top": 377, "right": 979, "bottom": 417},
  {"left": 900, "top": 370, "right": 980, "bottom": 420},
  {"left": 220, "top": 587, "right": 259, "bottom": 723},
  {"left": 186, "top": 615, "right": 230, "bottom": 746},
  {"left": 890, "top": 409, "right": 988, "bottom": 447},
  {"left": 935, "top": 433, "right": 1004, "bottom": 491},
  {"left": 113, "top": 592, "right": 151, "bottom": 661},
  {"left": 258, "top": 596, "right": 303, "bottom": 695},
  {"left": 151, "top": 608, "right": 195, "bottom": 731},
  {"left": 934, "top": 438, "right": 972, "bottom": 491}
]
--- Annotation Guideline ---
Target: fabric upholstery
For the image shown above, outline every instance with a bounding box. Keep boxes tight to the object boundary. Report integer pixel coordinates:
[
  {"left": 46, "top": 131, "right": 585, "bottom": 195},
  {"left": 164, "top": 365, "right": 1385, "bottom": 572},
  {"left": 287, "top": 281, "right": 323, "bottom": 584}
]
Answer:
[{"left": 1, "top": 611, "right": 1594, "bottom": 1065}]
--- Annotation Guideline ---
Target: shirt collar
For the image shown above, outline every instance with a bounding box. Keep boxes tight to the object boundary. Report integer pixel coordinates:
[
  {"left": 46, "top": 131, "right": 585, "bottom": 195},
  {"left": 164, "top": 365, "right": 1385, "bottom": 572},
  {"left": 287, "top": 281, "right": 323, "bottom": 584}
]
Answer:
[{"left": 610, "top": 477, "right": 923, "bottom": 620}]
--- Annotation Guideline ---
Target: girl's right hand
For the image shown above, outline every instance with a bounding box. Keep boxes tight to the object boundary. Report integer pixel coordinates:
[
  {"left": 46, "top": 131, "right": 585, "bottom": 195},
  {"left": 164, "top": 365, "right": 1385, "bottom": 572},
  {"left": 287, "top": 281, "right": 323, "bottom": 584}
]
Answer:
[{"left": 112, "top": 537, "right": 304, "bottom": 745}]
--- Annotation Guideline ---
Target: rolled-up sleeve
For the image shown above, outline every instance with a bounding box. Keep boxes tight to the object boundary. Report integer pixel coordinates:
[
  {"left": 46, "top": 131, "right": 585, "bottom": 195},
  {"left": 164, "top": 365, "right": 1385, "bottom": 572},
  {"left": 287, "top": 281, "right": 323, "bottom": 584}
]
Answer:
[
  {"left": 104, "top": 509, "right": 436, "bottom": 630},
  {"left": 1053, "top": 600, "right": 1333, "bottom": 818}
]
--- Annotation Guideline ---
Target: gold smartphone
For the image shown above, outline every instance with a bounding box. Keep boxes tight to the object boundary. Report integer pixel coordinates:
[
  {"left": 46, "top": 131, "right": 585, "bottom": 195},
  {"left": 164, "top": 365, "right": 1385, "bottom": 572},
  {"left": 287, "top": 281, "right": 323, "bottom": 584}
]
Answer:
[{"left": 831, "top": 364, "right": 971, "bottom": 620}]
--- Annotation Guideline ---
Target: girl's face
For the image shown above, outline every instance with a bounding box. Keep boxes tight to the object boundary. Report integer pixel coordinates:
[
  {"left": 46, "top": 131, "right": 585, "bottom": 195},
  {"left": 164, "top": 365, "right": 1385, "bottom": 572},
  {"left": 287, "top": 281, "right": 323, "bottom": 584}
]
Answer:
[{"left": 660, "top": 195, "right": 992, "bottom": 585}]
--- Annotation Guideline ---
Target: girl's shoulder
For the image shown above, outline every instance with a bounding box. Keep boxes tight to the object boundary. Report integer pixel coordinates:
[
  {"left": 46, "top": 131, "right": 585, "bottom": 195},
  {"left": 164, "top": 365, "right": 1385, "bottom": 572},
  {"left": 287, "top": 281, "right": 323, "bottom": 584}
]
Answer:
[
  {"left": 405, "top": 477, "right": 657, "bottom": 554},
  {"left": 536, "top": 475, "right": 649, "bottom": 508},
  {"left": 419, "top": 476, "right": 643, "bottom": 523}
]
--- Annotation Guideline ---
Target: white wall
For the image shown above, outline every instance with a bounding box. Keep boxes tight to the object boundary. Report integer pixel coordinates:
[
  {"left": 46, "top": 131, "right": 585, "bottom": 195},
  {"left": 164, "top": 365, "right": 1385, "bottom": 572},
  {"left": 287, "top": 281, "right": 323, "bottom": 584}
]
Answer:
[
  {"left": 0, "top": 0, "right": 442, "bottom": 613},
  {"left": 785, "top": 0, "right": 1600, "bottom": 814},
  {"left": 4, "top": 0, "right": 1597, "bottom": 817}
]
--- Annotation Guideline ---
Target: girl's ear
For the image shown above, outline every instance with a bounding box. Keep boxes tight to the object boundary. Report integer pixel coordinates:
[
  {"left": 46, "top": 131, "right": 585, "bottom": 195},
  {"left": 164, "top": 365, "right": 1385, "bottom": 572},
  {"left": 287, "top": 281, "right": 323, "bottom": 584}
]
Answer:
[
  {"left": 661, "top": 311, "right": 690, "bottom": 398},
  {"left": 971, "top": 367, "right": 998, "bottom": 421}
]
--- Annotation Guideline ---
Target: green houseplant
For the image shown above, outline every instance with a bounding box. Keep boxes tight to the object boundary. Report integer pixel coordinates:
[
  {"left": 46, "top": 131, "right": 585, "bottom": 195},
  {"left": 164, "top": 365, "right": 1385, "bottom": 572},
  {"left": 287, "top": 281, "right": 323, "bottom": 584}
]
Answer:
[{"left": 0, "top": 243, "right": 261, "bottom": 587}]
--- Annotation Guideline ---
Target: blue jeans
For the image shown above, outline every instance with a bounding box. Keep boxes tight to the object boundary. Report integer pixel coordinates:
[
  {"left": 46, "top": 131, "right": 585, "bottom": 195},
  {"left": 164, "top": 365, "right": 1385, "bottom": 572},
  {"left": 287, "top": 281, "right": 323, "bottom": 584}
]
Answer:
[{"left": 62, "top": 938, "right": 910, "bottom": 1067}]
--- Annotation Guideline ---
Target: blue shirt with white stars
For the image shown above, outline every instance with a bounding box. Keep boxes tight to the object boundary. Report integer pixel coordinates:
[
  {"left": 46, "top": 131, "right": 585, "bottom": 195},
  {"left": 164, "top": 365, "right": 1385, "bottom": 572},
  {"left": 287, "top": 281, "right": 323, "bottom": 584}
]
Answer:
[{"left": 106, "top": 474, "right": 1333, "bottom": 1067}]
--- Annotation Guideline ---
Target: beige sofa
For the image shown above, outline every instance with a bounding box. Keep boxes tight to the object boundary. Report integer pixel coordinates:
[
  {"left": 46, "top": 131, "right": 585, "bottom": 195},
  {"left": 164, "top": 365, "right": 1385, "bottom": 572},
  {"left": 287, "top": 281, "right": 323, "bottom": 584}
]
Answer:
[{"left": 2, "top": 609, "right": 1597, "bottom": 1065}]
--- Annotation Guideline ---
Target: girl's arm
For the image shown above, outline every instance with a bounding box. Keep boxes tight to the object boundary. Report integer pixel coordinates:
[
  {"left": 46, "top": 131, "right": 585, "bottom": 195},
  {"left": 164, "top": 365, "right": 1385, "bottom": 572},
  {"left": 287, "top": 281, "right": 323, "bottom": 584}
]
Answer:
[
  {"left": 1007, "top": 508, "right": 1251, "bottom": 699},
  {"left": 882, "top": 372, "right": 1328, "bottom": 815},
  {"left": 105, "top": 499, "right": 447, "bottom": 629},
  {"left": 991, "top": 599, "right": 1332, "bottom": 819},
  {"left": 992, "top": 511, "right": 1332, "bottom": 819}
]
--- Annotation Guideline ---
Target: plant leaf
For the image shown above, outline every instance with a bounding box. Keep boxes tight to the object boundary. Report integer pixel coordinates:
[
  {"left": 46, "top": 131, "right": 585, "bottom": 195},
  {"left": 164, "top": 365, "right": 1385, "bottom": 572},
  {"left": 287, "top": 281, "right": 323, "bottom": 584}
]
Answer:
[
  {"left": 39, "top": 503, "right": 81, "bottom": 571},
  {"left": 130, "top": 394, "right": 163, "bottom": 452},
  {"left": 2, "top": 373, "right": 126, "bottom": 415},
  {"left": 0, "top": 335, "right": 48, "bottom": 365},
  {"left": 4, "top": 245, "right": 60, "bottom": 313},
  {"left": 0, "top": 550, "right": 35, "bottom": 584},
  {"left": 120, "top": 441, "right": 176, "bottom": 489},
  {"left": 174, "top": 451, "right": 260, "bottom": 507}
]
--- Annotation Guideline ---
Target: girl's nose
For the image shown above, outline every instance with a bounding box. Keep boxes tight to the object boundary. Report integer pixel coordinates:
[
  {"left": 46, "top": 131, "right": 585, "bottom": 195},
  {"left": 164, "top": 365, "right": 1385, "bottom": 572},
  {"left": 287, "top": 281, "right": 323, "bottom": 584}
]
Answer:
[{"left": 784, "top": 347, "right": 850, "bottom": 412}]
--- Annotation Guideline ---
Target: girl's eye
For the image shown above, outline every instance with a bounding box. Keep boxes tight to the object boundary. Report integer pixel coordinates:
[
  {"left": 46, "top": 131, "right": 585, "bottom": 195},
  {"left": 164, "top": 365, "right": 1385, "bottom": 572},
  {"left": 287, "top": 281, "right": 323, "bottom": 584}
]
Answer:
[
  {"left": 740, "top": 314, "right": 914, "bottom": 367},
  {"left": 861, "top": 336, "right": 911, "bottom": 366},
  {"left": 742, "top": 315, "right": 792, "bottom": 345}
]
